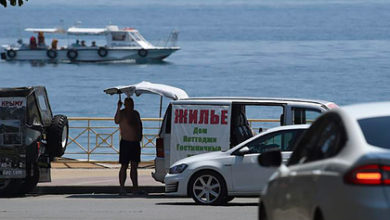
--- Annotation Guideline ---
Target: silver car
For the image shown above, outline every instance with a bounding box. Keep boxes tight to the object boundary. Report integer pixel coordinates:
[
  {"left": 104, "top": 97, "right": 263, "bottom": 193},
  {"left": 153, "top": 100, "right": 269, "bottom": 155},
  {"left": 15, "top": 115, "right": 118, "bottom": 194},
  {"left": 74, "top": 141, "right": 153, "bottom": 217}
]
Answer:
[{"left": 258, "top": 102, "right": 390, "bottom": 220}]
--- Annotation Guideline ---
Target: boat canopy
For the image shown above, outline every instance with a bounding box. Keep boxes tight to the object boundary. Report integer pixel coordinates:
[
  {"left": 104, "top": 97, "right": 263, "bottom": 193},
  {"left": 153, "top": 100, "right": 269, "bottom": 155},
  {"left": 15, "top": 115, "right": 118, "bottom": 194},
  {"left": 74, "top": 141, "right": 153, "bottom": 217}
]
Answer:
[
  {"left": 67, "top": 25, "right": 138, "bottom": 36},
  {"left": 67, "top": 27, "right": 107, "bottom": 35},
  {"left": 25, "top": 28, "right": 65, "bottom": 34},
  {"left": 104, "top": 81, "right": 189, "bottom": 100}
]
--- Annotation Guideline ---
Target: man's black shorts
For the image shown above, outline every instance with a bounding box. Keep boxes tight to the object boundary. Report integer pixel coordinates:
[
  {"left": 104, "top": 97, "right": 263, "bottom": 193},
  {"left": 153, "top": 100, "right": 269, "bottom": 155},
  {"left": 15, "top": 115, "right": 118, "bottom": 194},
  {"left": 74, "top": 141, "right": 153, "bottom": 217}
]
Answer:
[{"left": 119, "top": 140, "right": 141, "bottom": 164}]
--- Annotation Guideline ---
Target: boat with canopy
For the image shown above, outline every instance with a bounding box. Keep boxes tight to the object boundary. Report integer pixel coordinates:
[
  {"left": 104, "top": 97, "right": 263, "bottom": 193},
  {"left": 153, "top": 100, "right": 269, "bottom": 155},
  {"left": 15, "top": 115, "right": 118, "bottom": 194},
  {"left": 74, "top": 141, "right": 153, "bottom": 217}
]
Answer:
[{"left": 1, "top": 25, "right": 179, "bottom": 63}]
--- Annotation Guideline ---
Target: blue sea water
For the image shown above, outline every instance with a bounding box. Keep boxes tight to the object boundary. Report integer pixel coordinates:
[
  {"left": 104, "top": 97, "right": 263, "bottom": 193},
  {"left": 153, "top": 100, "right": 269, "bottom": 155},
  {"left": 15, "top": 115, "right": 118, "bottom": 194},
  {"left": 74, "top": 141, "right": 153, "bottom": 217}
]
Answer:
[{"left": 1, "top": 0, "right": 390, "bottom": 160}]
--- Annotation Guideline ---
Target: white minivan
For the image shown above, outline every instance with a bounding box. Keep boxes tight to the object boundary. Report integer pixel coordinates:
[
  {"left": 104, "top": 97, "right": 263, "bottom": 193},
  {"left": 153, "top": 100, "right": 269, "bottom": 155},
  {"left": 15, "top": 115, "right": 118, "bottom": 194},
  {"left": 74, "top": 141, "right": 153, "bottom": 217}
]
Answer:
[
  {"left": 104, "top": 81, "right": 338, "bottom": 183},
  {"left": 153, "top": 97, "right": 337, "bottom": 182}
]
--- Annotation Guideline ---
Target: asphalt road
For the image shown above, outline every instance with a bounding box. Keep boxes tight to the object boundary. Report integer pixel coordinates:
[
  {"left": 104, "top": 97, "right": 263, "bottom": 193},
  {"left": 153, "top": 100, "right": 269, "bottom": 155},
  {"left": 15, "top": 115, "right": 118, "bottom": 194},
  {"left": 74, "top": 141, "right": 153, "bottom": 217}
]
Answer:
[{"left": 0, "top": 194, "right": 259, "bottom": 220}]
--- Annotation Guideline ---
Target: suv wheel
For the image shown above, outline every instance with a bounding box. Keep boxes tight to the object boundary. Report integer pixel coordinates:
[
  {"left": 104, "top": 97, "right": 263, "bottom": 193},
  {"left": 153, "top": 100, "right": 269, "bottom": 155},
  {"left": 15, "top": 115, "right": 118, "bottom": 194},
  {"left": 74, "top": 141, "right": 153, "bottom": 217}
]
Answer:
[
  {"left": 19, "top": 163, "right": 40, "bottom": 195},
  {"left": 47, "top": 115, "right": 69, "bottom": 157},
  {"left": 0, "top": 179, "right": 23, "bottom": 197},
  {"left": 189, "top": 170, "right": 227, "bottom": 205}
]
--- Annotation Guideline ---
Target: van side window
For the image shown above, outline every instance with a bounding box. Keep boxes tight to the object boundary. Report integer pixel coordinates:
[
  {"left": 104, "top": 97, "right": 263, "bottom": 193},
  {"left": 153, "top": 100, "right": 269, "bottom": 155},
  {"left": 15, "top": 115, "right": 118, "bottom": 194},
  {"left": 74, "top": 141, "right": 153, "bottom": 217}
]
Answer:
[
  {"left": 230, "top": 105, "right": 253, "bottom": 147},
  {"left": 292, "top": 108, "right": 321, "bottom": 124},
  {"left": 160, "top": 104, "right": 172, "bottom": 135}
]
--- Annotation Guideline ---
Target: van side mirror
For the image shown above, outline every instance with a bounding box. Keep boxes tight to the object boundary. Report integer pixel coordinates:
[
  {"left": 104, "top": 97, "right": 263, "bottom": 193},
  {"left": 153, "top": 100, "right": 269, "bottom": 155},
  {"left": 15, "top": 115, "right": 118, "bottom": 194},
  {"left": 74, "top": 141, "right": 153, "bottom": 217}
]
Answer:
[
  {"left": 234, "top": 146, "right": 250, "bottom": 156},
  {"left": 258, "top": 150, "right": 282, "bottom": 167}
]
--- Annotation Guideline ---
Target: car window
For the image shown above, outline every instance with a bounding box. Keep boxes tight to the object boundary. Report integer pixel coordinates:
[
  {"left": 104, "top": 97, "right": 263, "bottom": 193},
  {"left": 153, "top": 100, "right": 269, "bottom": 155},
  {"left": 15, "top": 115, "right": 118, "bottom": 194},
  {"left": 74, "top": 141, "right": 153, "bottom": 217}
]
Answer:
[
  {"left": 27, "top": 94, "right": 42, "bottom": 126},
  {"left": 358, "top": 116, "right": 390, "bottom": 149},
  {"left": 292, "top": 108, "right": 322, "bottom": 124},
  {"left": 288, "top": 116, "right": 327, "bottom": 166},
  {"left": 288, "top": 113, "right": 346, "bottom": 166},
  {"left": 306, "top": 120, "right": 346, "bottom": 162},
  {"left": 245, "top": 129, "right": 305, "bottom": 154},
  {"left": 35, "top": 88, "right": 52, "bottom": 125},
  {"left": 0, "top": 120, "right": 22, "bottom": 146}
]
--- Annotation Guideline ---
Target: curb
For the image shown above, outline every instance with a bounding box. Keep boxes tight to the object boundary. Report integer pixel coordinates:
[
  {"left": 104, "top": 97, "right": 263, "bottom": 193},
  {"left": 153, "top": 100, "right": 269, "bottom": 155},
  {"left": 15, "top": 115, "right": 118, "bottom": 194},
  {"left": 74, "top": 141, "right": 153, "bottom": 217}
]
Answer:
[{"left": 33, "top": 186, "right": 164, "bottom": 195}]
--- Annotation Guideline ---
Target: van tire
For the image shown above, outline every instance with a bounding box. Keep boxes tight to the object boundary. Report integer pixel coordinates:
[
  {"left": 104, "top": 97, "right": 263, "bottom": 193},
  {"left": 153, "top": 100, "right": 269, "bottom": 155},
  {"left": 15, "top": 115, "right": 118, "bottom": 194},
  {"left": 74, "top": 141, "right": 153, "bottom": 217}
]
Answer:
[{"left": 47, "top": 115, "right": 69, "bottom": 157}]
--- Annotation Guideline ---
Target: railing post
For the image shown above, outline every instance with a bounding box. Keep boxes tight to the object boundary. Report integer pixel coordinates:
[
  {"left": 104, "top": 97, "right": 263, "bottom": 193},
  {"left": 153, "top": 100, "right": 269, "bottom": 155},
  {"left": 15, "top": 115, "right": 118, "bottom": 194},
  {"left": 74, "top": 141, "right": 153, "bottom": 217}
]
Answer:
[{"left": 87, "top": 119, "right": 90, "bottom": 162}]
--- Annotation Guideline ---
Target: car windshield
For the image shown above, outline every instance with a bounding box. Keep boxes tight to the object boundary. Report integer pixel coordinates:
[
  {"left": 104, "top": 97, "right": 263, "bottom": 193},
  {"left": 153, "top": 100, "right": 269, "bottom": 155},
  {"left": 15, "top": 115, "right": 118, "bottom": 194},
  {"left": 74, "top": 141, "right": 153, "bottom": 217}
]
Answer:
[
  {"left": 358, "top": 116, "right": 390, "bottom": 149},
  {"left": 0, "top": 97, "right": 26, "bottom": 146}
]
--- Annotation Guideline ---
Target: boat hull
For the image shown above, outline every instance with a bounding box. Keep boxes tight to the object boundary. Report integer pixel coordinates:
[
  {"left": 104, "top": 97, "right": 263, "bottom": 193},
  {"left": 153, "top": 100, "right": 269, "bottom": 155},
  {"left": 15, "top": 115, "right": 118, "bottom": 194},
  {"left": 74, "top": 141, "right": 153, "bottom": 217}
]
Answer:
[{"left": 0, "top": 47, "right": 179, "bottom": 63}]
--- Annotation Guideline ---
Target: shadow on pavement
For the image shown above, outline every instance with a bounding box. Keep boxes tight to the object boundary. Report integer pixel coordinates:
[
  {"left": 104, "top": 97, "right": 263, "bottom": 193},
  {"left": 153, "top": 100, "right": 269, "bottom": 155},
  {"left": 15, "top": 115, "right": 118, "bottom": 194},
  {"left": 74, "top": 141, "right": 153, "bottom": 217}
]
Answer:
[
  {"left": 66, "top": 193, "right": 168, "bottom": 199},
  {"left": 156, "top": 202, "right": 258, "bottom": 207}
]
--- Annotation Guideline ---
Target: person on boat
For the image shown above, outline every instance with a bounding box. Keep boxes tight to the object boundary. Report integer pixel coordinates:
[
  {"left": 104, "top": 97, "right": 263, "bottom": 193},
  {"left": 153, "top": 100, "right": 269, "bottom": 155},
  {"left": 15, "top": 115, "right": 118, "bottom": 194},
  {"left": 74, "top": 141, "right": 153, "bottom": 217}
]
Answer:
[
  {"left": 71, "top": 40, "right": 80, "bottom": 47},
  {"left": 91, "top": 41, "right": 96, "bottom": 47},
  {"left": 37, "top": 32, "right": 45, "bottom": 48},
  {"left": 81, "top": 40, "right": 86, "bottom": 47},
  {"left": 114, "top": 97, "right": 143, "bottom": 196},
  {"left": 51, "top": 39, "right": 58, "bottom": 50},
  {"left": 29, "top": 36, "right": 37, "bottom": 49}
]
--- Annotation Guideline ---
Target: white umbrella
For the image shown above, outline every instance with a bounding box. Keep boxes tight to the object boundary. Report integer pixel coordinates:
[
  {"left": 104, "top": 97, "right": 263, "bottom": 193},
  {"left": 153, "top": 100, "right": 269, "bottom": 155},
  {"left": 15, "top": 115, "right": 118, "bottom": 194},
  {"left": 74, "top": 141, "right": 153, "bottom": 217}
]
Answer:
[{"left": 104, "top": 81, "right": 189, "bottom": 117}]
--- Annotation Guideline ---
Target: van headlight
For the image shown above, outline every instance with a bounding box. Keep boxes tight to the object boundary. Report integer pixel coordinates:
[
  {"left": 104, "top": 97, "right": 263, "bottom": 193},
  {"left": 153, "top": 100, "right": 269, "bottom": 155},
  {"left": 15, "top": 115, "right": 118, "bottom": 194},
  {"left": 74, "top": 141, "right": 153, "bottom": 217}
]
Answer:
[{"left": 169, "top": 164, "right": 188, "bottom": 174}]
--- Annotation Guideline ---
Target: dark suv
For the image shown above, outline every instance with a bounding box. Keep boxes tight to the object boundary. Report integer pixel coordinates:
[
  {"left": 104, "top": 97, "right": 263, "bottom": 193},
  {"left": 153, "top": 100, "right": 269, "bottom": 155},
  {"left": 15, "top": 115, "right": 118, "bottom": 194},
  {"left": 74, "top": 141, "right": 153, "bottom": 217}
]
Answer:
[{"left": 0, "top": 86, "right": 68, "bottom": 196}]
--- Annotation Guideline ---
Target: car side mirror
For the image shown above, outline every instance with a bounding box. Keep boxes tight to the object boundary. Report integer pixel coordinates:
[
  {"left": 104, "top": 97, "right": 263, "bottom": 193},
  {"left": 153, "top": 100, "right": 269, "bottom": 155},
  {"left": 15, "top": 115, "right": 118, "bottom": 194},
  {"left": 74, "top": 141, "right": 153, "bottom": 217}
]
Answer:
[
  {"left": 235, "top": 146, "right": 250, "bottom": 156},
  {"left": 258, "top": 150, "right": 282, "bottom": 167}
]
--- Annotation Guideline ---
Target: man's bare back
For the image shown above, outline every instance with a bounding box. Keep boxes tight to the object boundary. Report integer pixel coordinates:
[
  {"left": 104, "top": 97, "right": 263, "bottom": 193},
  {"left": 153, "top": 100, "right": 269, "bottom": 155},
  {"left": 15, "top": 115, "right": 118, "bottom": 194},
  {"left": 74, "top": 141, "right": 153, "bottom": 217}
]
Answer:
[{"left": 116, "top": 109, "right": 141, "bottom": 142}]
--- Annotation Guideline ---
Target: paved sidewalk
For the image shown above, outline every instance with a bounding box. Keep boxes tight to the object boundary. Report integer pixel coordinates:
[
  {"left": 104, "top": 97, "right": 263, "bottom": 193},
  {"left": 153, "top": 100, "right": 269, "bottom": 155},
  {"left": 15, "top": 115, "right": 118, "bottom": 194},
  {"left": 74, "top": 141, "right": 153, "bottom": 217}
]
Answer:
[{"left": 34, "top": 161, "right": 165, "bottom": 194}]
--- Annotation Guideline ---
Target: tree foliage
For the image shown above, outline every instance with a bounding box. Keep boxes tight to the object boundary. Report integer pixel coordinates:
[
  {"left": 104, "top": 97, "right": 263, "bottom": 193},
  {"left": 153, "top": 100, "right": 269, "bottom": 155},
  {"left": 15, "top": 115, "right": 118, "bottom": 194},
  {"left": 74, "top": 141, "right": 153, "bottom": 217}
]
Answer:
[{"left": 0, "top": 0, "right": 28, "bottom": 7}]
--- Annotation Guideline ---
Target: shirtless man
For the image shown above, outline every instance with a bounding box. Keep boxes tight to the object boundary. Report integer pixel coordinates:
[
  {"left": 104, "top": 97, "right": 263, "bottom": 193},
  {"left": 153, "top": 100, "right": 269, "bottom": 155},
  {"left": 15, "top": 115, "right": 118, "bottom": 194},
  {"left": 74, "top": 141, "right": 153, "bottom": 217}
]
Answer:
[{"left": 115, "top": 97, "right": 143, "bottom": 195}]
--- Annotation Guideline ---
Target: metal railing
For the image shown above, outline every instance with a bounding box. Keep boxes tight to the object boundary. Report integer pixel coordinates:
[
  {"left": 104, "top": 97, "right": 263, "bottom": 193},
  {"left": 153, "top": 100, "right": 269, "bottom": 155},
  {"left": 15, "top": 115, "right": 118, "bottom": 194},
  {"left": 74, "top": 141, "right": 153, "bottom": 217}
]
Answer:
[{"left": 64, "top": 117, "right": 280, "bottom": 162}]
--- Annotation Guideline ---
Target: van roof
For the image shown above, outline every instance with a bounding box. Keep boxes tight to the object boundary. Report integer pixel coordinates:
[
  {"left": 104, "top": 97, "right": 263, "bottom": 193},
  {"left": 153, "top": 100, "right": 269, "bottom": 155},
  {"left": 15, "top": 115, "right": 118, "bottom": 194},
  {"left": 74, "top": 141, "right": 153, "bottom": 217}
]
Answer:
[{"left": 173, "top": 97, "right": 336, "bottom": 108}]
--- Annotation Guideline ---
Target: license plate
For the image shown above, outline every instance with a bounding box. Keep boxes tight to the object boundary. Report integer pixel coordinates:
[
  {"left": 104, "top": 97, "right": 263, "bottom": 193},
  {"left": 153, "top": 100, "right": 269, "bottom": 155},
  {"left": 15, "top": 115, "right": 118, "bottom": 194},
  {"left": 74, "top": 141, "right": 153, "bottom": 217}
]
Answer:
[{"left": 0, "top": 169, "right": 25, "bottom": 178}]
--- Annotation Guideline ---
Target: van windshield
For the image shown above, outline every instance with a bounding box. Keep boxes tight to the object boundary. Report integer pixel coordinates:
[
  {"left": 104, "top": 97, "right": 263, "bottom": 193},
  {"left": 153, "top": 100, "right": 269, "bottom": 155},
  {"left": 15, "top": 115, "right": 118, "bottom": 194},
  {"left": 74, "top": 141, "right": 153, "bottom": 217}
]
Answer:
[{"left": 358, "top": 116, "right": 390, "bottom": 149}]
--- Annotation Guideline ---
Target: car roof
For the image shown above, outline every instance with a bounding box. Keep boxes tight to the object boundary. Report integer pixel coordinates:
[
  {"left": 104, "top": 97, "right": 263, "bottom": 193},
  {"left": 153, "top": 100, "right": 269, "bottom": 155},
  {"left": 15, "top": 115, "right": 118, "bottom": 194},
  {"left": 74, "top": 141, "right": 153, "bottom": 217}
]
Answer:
[
  {"left": 174, "top": 97, "right": 335, "bottom": 107},
  {"left": 0, "top": 86, "right": 44, "bottom": 97},
  {"left": 341, "top": 102, "right": 390, "bottom": 120}
]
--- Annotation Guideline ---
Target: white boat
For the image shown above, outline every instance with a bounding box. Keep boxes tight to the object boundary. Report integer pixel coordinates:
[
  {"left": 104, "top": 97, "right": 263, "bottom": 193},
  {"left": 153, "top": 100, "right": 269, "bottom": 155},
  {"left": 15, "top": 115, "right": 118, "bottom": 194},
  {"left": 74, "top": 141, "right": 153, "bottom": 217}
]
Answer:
[{"left": 1, "top": 25, "right": 180, "bottom": 63}]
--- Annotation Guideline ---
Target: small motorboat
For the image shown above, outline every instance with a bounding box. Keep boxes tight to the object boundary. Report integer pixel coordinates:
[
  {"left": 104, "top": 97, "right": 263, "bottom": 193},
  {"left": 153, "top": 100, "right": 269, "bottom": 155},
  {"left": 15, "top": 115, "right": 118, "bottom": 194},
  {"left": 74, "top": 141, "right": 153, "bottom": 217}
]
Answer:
[{"left": 1, "top": 25, "right": 180, "bottom": 63}]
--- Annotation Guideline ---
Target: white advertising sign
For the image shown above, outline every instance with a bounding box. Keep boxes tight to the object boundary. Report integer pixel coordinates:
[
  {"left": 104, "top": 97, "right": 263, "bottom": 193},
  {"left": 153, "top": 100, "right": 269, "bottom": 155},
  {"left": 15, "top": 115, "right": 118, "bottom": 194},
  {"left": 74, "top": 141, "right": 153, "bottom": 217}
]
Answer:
[{"left": 170, "top": 104, "right": 231, "bottom": 165}]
